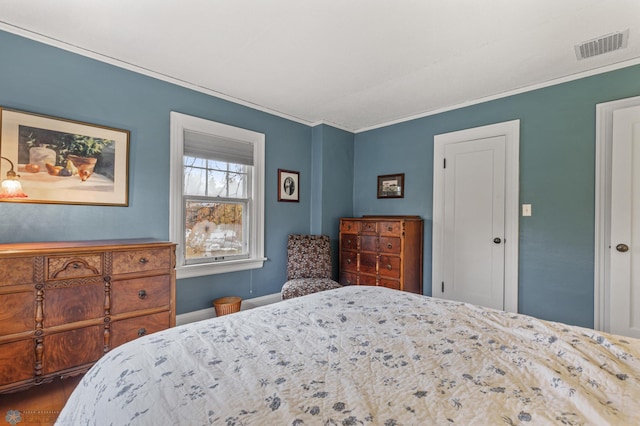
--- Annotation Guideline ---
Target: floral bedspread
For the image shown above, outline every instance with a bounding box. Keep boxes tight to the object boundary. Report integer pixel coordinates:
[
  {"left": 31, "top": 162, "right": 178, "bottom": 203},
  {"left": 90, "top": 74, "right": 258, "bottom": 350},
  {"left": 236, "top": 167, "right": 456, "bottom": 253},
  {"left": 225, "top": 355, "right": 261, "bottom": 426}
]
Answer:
[{"left": 56, "top": 286, "right": 640, "bottom": 425}]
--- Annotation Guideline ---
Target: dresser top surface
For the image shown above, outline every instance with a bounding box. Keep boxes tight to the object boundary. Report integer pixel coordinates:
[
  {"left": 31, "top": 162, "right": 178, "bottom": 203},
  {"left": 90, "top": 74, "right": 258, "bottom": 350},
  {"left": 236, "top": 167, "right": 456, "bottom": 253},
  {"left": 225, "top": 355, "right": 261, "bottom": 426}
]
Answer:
[
  {"left": 341, "top": 216, "right": 423, "bottom": 221},
  {"left": 0, "top": 239, "right": 175, "bottom": 255}
]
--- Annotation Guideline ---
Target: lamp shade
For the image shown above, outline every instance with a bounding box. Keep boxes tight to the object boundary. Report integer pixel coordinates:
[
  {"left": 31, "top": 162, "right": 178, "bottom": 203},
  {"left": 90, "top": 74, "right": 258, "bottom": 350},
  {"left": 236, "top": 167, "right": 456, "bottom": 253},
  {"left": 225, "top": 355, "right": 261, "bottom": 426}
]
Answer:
[
  {"left": 0, "top": 156, "right": 28, "bottom": 198},
  {"left": 1, "top": 177, "right": 27, "bottom": 198}
]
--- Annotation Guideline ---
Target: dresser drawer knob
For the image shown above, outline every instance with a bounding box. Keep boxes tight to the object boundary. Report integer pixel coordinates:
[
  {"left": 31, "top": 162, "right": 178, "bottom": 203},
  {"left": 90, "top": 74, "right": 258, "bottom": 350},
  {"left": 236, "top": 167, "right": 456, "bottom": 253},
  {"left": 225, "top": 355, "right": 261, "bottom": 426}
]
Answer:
[
  {"left": 387, "top": 243, "right": 393, "bottom": 249},
  {"left": 346, "top": 259, "right": 352, "bottom": 264},
  {"left": 137, "top": 328, "right": 147, "bottom": 337},
  {"left": 388, "top": 226, "right": 393, "bottom": 232},
  {"left": 139, "top": 257, "right": 149, "bottom": 264},
  {"left": 386, "top": 264, "right": 392, "bottom": 270},
  {"left": 138, "top": 289, "right": 147, "bottom": 299},
  {"left": 72, "top": 263, "right": 80, "bottom": 269},
  {"left": 346, "top": 280, "right": 352, "bottom": 285}
]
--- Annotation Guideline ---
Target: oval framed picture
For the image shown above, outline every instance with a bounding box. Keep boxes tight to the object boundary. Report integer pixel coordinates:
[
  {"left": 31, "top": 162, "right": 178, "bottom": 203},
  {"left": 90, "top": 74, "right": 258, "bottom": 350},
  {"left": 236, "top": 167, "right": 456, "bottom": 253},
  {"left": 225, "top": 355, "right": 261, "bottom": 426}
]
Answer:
[{"left": 278, "top": 169, "right": 299, "bottom": 202}]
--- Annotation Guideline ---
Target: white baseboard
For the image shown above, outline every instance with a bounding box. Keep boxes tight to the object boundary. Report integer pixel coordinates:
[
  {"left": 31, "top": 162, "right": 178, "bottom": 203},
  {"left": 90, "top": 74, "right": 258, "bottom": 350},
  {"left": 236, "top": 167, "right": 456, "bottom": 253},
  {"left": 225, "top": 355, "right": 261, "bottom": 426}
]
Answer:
[{"left": 176, "top": 292, "right": 282, "bottom": 326}]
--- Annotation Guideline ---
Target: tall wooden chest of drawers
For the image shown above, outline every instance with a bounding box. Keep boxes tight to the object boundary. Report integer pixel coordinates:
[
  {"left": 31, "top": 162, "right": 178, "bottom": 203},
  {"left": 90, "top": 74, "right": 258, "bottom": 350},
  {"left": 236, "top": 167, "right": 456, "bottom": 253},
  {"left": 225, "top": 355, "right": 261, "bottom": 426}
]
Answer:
[
  {"left": 339, "top": 216, "right": 423, "bottom": 294},
  {"left": 0, "top": 239, "right": 176, "bottom": 393}
]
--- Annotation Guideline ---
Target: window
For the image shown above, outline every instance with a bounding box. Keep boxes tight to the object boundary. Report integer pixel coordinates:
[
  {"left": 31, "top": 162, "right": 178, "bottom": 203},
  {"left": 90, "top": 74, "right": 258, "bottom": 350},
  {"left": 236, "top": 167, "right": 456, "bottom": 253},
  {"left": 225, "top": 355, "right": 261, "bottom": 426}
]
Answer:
[{"left": 170, "top": 112, "right": 265, "bottom": 279}]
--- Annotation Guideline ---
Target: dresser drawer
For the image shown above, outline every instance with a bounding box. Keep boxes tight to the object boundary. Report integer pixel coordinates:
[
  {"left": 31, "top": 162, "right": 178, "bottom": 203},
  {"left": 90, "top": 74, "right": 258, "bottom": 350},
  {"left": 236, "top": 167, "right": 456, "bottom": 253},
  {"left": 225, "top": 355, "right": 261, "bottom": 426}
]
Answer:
[
  {"left": 340, "top": 251, "right": 357, "bottom": 272},
  {"left": 0, "top": 291, "right": 34, "bottom": 335},
  {"left": 359, "top": 274, "right": 377, "bottom": 286},
  {"left": 44, "top": 282, "right": 105, "bottom": 326},
  {"left": 360, "top": 235, "right": 377, "bottom": 252},
  {"left": 0, "top": 257, "right": 35, "bottom": 287},
  {"left": 359, "top": 253, "right": 377, "bottom": 275},
  {"left": 340, "top": 271, "right": 357, "bottom": 286},
  {"left": 360, "top": 221, "right": 377, "bottom": 234},
  {"left": 46, "top": 254, "right": 103, "bottom": 280},
  {"left": 340, "top": 220, "right": 360, "bottom": 234},
  {"left": 112, "top": 248, "right": 172, "bottom": 275},
  {"left": 0, "top": 339, "right": 35, "bottom": 384},
  {"left": 111, "top": 276, "right": 171, "bottom": 315},
  {"left": 43, "top": 325, "right": 104, "bottom": 375},
  {"left": 110, "top": 311, "right": 170, "bottom": 349},
  {"left": 379, "top": 236, "right": 401, "bottom": 254},
  {"left": 341, "top": 234, "right": 358, "bottom": 251},
  {"left": 379, "top": 278, "right": 401, "bottom": 290},
  {"left": 379, "top": 221, "right": 402, "bottom": 236},
  {"left": 378, "top": 255, "right": 401, "bottom": 278}
]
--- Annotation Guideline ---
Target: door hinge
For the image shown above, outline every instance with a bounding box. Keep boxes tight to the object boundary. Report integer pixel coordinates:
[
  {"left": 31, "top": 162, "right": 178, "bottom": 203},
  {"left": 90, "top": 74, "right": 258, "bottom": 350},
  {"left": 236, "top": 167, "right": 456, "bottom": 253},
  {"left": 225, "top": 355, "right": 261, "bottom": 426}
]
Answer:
[{"left": 441, "top": 281, "right": 444, "bottom": 292}]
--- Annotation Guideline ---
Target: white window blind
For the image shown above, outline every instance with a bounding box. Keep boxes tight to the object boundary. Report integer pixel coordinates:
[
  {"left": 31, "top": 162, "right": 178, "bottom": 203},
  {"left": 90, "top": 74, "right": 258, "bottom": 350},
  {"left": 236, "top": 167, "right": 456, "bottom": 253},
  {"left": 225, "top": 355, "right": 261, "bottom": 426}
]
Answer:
[{"left": 184, "top": 130, "right": 254, "bottom": 165}]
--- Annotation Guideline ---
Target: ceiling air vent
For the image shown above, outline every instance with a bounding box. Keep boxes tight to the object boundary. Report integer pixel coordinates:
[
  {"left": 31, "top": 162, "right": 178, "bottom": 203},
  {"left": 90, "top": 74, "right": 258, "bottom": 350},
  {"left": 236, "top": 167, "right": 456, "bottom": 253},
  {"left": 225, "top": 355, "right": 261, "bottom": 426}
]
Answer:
[{"left": 575, "top": 30, "right": 629, "bottom": 60}]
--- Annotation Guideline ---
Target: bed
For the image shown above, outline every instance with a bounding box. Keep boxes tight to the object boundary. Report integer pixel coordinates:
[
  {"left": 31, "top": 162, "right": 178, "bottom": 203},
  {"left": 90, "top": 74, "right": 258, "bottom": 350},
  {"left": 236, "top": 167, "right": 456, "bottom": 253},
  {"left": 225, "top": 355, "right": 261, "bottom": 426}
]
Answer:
[{"left": 56, "top": 286, "right": 640, "bottom": 425}]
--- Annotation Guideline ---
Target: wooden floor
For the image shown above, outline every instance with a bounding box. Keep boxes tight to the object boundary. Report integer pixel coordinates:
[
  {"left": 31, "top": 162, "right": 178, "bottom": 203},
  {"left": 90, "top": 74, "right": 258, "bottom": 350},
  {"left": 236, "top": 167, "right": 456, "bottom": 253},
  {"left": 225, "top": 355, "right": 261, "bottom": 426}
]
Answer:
[{"left": 0, "top": 376, "right": 81, "bottom": 426}]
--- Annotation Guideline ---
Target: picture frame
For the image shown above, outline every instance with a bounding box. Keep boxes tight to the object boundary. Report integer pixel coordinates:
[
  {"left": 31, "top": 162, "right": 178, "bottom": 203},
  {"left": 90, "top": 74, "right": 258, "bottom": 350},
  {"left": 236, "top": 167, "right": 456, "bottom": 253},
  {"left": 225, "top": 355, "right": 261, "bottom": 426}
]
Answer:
[
  {"left": 0, "top": 108, "right": 130, "bottom": 206},
  {"left": 377, "top": 173, "right": 404, "bottom": 198},
  {"left": 278, "top": 169, "right": 299, "bottom": 202}
]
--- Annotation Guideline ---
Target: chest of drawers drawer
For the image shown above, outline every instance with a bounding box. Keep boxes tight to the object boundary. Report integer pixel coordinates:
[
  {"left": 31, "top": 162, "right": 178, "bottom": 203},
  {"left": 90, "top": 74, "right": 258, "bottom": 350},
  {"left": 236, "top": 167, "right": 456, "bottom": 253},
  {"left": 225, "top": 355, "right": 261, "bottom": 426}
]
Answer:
[
  {"left": 0, "top": 340, "right": 35, "bottom": 384},
  {"left": 44, "top": 282, "right": 105, "bottom": 327},
  {"left": 112, "top": 248, "right": 172, "bottom": 275},
  {"left": 0, "top": 290, "right": 35, "bottom": 335},
  {"left": 340, "top": 220, "right": 360, "bottom": 234},
  {"left": 110, "top": 275, "right": 171, "bottom": 315},
  {"left": 340, "top": 251, "right": 357, "bottom": 272},
  {"left": 42, "top": 325, "right": 104, "bottom": 375},
  {"left": 341, "top": 234, "right": 358, "bottom": 251},
  {"left": 0, "top": 257, "right": 36, "bottom": 287},
  {"left": 379, "top": 236, "right": 401, "bottom": 254},
  {"left": 378, "top": 255, "right": 401, "bottom": 278},
  {"left": 379, "top": 221, "right": 402, "bottom": 236},
  {"left": 110, "top": 311, "right": 171, "bottom": 349},
  {"left": 46, "top": 254, "right": 103, "bottom": 280}
]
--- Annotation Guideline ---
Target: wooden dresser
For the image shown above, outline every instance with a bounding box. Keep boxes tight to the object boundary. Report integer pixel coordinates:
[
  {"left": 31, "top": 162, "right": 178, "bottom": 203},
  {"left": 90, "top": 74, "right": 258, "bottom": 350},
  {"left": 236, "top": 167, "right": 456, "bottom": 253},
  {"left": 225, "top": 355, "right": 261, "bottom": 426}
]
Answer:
[
  {"left": 0, "top": 239, "right": 176, "bottom": 394},
  {"left": 339, "top": 216, "right": 423, "bottom": 294}
]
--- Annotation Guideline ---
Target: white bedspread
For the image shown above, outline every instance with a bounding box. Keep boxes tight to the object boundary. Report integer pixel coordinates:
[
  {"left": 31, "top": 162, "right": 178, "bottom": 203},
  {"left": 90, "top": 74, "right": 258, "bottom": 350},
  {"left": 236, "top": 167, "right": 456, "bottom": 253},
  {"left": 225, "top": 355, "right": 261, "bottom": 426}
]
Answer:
[{"left": 56, "top": 286, "right": 640, "bottom": 425}]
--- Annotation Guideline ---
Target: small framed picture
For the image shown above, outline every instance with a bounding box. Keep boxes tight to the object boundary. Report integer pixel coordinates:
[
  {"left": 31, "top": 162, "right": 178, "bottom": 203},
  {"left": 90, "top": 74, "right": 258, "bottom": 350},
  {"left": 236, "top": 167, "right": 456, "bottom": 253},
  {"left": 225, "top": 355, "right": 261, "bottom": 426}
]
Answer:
[
  {"left": 377, "top": 173, "right": 404, "bottom": 199},
  {"left": 278, "top": 169, "right": 299, "bottom": 202}
]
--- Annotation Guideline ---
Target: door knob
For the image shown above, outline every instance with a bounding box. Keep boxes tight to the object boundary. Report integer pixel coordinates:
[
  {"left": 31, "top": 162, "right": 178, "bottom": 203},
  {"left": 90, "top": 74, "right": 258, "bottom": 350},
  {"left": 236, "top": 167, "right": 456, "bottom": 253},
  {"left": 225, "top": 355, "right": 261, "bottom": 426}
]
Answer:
[
  {"left": 493, "top": 237, "right": 502, "bottom": 244},
  {"left": 616, "top": 243, "right": 629, "bottom": 253}
]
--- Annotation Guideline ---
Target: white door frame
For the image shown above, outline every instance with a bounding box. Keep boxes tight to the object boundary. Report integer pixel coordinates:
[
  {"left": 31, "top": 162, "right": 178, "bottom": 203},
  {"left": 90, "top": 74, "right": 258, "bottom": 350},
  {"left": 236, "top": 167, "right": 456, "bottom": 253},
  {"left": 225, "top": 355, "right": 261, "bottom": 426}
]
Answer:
[
  {"left": 432, "top": 120, "right": 520, "bottom": 312},
  {"left": 594, "top": 95, "right": 640, "bottom": 332}
]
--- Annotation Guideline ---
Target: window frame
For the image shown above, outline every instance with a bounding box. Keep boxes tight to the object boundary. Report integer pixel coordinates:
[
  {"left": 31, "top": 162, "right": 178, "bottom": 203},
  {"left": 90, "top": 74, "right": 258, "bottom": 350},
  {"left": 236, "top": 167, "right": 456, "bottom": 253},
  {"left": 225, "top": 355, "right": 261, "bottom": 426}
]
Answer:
[{"left": 170, "top": 112, "right": 265, "bottom": 279}]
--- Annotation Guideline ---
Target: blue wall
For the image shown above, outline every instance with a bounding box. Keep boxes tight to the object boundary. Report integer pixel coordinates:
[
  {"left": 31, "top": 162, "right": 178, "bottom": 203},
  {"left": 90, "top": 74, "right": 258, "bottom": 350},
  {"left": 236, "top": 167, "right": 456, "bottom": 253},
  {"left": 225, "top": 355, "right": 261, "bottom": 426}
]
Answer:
[
  {"left": 354, "top": 64, "right": 640, "bottom": 328},
  {"left": 0, "top": 30, "right": 353, "bottom": 314},
  {"left": 311, "top": 124, "right": 355, "bottom": 277}
]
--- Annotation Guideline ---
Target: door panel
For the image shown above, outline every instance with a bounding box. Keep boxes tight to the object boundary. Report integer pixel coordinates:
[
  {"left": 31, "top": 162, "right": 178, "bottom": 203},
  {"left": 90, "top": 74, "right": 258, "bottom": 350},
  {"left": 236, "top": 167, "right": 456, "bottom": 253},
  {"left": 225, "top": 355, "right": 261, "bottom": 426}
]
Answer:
[
  {"left": 610, "top": 105, "right": 640, "bottom": 338},
  {"left": 441, "top": 136, "right": 506, "bottom": 310}
]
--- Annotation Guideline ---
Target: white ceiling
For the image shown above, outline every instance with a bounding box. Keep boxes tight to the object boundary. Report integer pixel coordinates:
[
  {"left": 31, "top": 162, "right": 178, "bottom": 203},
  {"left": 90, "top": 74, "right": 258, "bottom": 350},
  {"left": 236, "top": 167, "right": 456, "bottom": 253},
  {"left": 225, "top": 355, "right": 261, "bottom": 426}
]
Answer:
[{"left": 2, "top": 0, "right": 640, "bottom": 132}]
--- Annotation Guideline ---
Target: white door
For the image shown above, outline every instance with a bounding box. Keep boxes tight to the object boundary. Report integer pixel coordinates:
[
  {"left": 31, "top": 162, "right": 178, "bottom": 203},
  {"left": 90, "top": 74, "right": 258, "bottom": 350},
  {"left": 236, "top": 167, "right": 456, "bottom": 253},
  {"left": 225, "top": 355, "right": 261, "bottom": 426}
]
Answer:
[
  {"left": 443, "top": 137, "right": 505, "bottom": 309},
  {"left": 609, "top": 105, "right": 640, "bottom": 338},
  {"left": 433, "top": 121, "right": 519, "bottom": 312}
]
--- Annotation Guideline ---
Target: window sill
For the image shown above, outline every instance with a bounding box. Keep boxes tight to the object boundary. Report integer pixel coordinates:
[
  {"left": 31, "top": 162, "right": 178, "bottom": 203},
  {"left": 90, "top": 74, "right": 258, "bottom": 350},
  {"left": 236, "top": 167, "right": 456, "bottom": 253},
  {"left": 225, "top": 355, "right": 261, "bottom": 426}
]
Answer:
[{"left": 176, "top": 257, "right": 267, "bottom": 279}]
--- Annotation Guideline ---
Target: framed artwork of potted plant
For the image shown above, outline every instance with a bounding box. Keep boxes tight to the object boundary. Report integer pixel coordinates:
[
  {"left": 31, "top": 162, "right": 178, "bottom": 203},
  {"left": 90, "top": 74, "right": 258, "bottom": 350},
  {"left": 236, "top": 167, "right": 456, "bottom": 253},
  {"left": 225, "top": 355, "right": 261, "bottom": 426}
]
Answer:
[{"left": 0, "top": 108, "right": 130, "bottom": 205}]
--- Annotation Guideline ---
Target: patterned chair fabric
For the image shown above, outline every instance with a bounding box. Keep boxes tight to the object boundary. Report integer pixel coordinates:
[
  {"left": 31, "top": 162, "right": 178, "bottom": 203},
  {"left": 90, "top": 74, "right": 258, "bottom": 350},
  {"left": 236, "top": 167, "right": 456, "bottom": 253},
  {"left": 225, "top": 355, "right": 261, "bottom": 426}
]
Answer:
[{"left": 281, "top": 235, "right": 342, "bottom": 299}]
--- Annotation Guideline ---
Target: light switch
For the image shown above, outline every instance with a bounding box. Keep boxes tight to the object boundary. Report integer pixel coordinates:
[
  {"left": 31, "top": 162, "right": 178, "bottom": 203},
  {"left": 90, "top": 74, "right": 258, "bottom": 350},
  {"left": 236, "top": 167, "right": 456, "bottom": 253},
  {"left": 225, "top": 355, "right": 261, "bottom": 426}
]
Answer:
[{"left": 522, "top": 204, "right": 532, "bottom": 217}]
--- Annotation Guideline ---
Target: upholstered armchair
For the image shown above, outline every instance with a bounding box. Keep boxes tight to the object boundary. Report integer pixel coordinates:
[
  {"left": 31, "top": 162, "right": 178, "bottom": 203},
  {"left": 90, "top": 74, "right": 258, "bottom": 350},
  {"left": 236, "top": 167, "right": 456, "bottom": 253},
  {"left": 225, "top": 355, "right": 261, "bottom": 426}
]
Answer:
[{"left": 281, "top": 234, "right": 342, "bottom": 300}]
